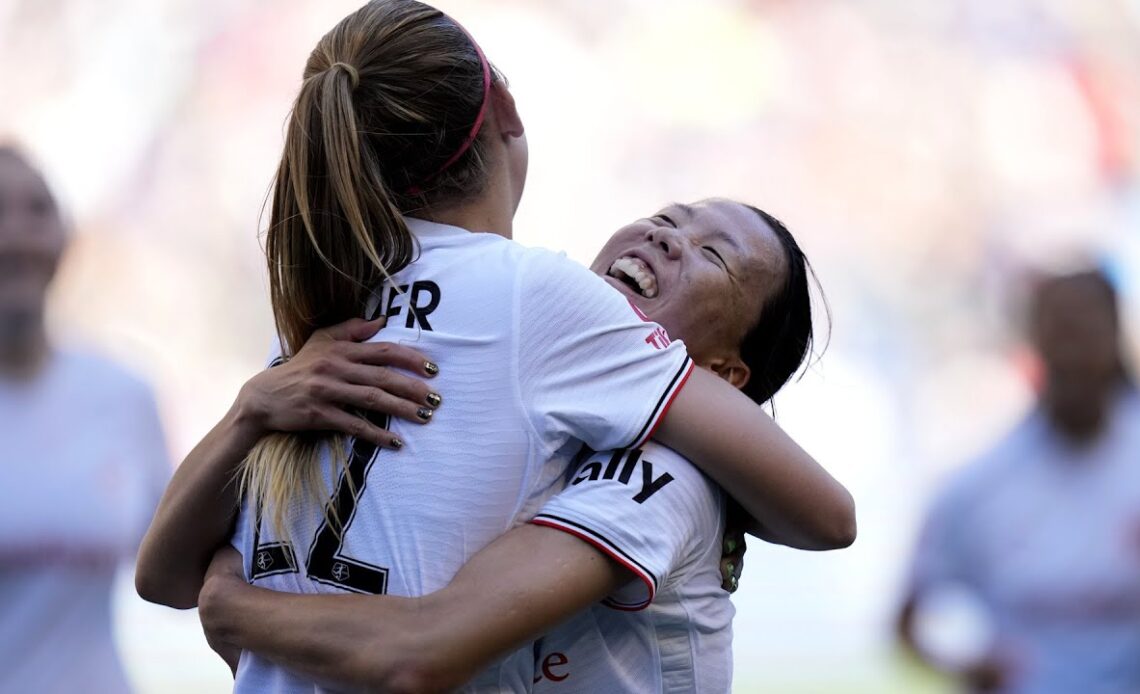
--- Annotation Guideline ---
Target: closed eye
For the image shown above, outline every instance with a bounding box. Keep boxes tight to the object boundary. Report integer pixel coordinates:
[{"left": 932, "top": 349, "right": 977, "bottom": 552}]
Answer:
[
  {"left": 703, "top": 246, "right": 727, "bottom": 268},
  {"left": 655, "top": 214, "right": 676, "bottom": 227}
]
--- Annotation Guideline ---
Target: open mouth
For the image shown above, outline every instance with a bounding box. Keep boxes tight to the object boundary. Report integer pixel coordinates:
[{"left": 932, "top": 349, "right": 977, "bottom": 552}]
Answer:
[{"left": 607, "top": 256, "right": 658, "bottom": 299}]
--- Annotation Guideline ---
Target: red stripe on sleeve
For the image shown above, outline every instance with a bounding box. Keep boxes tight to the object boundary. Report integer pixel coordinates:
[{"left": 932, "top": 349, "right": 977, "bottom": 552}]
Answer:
[{"left": 530, "top": 518, "right": 654, "bottom": 610}]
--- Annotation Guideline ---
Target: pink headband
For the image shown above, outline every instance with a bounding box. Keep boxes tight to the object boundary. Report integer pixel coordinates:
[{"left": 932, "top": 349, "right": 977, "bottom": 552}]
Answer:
[{"left": 406, "top": 19, "right": 492, "bottom": 196}]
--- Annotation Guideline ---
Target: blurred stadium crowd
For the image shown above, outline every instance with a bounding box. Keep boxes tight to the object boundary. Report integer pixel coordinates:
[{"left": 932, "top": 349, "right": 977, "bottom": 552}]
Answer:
[{"left": 4, "top": 0, "right": 1140, "bottom": 691}]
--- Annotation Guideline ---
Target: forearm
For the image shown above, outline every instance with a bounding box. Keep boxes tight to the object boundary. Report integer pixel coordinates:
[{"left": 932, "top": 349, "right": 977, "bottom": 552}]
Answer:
[
  {"left": 201, "top": 578, "right": 429, "bottom": 692},
  {"left": 136, "top": 400, "right": 264, "bottom": 608},
  {"left": 201, "top": 526, "right": 625, "bottom": 692},
  {"left": 656, "top": 367, "right": 856, "bottom": 550}
]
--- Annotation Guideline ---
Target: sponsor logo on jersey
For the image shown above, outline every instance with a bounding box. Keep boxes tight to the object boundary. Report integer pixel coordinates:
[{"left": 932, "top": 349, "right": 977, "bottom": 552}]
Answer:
[
  {"left": 571, "top": 449, "right": 674, "bottom": 503},
  {"left": 626, "top": 299, "right": 672, "bottom": 350}
]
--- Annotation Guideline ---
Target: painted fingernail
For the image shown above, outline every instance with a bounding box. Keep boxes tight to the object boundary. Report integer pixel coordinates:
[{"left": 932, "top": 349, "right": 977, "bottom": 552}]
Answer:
[
  {"left": 730, "top": 575, "right": 739, "bottom": 592},
  {"left": 726, "top": 562, "right": 736, "bottom": 577},
  {"left": 425, "top": 392, "right": 442, "bottom": 408},
  {"left": 424, "top": 361, "right": 439, "bottom": 376},
  {"left": 417, "top": 407, "right": 434, "bottom": 421},
  {"left": 390, "top": 437, "right": 403, "bottom": 450},
  {"left": 724, "top": 538, "right": 737, "bottom": 555}
]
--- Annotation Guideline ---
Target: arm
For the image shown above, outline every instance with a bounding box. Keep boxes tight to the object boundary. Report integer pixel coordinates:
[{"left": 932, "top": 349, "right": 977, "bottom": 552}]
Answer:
[
  {"left": 136, "top": 317, "right": 441, "bottom": 608},
  {"left": 655, "top": 367, "right": 856, "bottom": 550},
  {"left": 200, "top": 525, "right": 628, "bottom": 693},
  {"left": 202, "top": 443, "right": 719, "bottom": 690},
  {"left": 896, "top": 590, "right": 1011, "bottom": 692}
]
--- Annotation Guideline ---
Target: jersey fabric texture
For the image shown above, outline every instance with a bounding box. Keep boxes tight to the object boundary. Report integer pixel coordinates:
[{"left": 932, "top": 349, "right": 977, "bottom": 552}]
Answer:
[
  {"left": 530, "top": 441, "right": 733, "bottom": 693},
  {"left": 908, "top": 388, "right": 1140, "bottom": 693},
  {"left": 0, "top": 352, "right": 169, "bottom": 694},
  {"left": 230, "top": 218, "right": 693, "bottom": 693}
]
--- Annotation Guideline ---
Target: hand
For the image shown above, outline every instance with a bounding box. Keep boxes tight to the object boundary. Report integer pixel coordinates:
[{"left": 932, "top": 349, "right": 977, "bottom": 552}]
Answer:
[
  {"left": 199, "top": 546, "right": 248, "bottom": 676},
  {"left": 237, "top": 316, "right": 441, "bottom": 448}
]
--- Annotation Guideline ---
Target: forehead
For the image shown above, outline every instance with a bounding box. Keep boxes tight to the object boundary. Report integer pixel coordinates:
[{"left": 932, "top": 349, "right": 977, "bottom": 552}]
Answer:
[
  {"left": 669, "top": 200, "right": 784, "bottom": 271},
  {"left": 0, "top": 153, "right": 52, "bottom": 198},
  {"left": 1033, "top": 277, "right": 1116, "bottom": 328}
]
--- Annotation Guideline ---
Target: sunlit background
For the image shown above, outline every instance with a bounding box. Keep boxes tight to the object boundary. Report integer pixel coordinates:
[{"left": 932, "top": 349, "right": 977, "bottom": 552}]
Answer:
[{"left": 4, "top": 0, "right": 1140, "bottom": 691}]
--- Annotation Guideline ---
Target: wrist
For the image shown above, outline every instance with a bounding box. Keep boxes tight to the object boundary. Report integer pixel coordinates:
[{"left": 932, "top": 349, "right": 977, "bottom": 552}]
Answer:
[
  {"left": 200, "top": 570, "right": 248, "bottom": 646},
  {"left": 228, "top": 384, "right": 269, "bottom": 443}
]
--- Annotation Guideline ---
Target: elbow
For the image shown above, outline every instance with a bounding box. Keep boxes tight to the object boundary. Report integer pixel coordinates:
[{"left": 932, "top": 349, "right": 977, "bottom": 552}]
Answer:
[
  {"left": 135, "top": 560, "right": 200, "bottom": 610},
  {"left": 820, "top": 489, "right": 857, "bottom": 550}
]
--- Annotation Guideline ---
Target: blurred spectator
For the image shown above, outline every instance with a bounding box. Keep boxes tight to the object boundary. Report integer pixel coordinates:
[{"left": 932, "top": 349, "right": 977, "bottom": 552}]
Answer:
[
  {"left": 0, "top": 146, "right": 170, "bottom": 693},
  {"left": 896, "top": 268, "right": 1140, "bottom": 693}
]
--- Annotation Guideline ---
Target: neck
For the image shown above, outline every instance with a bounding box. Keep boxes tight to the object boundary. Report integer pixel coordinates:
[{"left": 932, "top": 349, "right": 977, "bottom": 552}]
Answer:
[{"left": 420, "top": 154, "right": 519, "bottom": 239}]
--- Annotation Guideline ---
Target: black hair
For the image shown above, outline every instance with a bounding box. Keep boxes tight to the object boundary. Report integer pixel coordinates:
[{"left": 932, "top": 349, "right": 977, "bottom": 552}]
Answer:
[
  {"left": 737, "top": 205, "right": 828, "bottom": 408},
  {"left": 1033, "top": 268, "right": 1134, "bottom": 388}
]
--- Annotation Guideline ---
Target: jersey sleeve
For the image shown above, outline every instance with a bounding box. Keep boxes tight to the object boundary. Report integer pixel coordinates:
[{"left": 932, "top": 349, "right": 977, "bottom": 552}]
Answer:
[
  {"left": 515, "top": 250, "right": 693, "bottom": 454},
  {"left": 531, "top": 443, "right": 722, "bottom": 610}
]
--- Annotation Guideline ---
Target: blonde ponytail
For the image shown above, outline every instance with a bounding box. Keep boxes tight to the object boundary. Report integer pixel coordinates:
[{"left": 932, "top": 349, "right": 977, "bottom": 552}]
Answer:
[{"left": 240, "top": 0, "right": 500, "bottom": 542}]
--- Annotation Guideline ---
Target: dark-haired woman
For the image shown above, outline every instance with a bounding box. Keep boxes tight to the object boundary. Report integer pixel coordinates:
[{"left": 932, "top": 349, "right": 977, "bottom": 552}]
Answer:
[
  {"left": 136, "top": 2, "right": 853, "bottom": 690},
  {"left": 0, "top": 147, "right": 170, "bottom": 693},
  {"left": 197, "top": 198, "right": 826, "bottom": 693}
]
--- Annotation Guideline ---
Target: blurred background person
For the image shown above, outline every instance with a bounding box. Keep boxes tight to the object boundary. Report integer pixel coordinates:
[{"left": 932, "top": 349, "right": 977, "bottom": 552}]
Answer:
[
  {"left": 896, "top": 267, "right": 1140, "bottom": 693},
  {"left": 0, "top": 145, "right": 170, "bottom": 693}
]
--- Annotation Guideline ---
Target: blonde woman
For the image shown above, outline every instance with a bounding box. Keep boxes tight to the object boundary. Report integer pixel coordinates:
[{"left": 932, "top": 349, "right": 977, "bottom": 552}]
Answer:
[{"left": 136, "top": 2, "right": 854, "bottom": 691}]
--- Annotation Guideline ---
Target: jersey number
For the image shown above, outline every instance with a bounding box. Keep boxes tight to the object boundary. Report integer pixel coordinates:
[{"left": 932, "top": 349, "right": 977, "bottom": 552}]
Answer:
[{"left": 248, "top": 416, "right": 390, "bottom": 595}]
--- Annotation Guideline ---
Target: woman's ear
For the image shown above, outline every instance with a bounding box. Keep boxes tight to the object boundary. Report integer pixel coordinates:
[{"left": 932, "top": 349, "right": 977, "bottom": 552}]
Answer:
[
  {"left": 491, "top": 82, "right": 525, "bottom": 139},
  {"left": 707, "top": 355, "right": 751, "bottom": 391}
]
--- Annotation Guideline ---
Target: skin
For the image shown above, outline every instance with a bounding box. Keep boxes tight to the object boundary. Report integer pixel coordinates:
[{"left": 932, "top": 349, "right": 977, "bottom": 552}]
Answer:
[
  {"left": 593, "top": 199, "right": 785, "bottom": 384},
  {"left": 196, "top": 201, "right": 811, "bottom": 691},
  {"left": 896, "top": 271, "right": 1125, "bottom": 691},
  {"left": 0, "top": 150, "right": 66, "bottom": 378},
  {"left": 141, "top": 63, "right": 853, "bottom": 694}
]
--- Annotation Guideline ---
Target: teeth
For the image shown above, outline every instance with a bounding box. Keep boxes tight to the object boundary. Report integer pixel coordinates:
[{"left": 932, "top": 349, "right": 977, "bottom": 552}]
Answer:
[{"left": 607, "top": 256, "right": 658, "bottom": 299}]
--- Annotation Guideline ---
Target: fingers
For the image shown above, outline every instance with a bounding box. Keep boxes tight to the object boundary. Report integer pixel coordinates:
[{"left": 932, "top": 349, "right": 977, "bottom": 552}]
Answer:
[
  {"left": 322, "top": 408, "right": 405, "bottom": 450},
  {"left": 333, "top": 383, "right": 435, "bottom": 425},
  {"left": 340, "top": 362, "right": 439, "bottom": 410},
  {"left": 318, "top": 316, "right": 388, "bottom": 342},
  {"left": 343, "top": 341, "right": 438, "bottom": 379}
]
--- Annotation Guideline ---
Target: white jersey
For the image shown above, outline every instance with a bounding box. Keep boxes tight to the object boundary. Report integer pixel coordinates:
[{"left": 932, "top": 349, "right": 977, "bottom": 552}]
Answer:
[
  {"left": 909, "top": 389, "right": 1140, "bottom": 693},
  {"left": 230, "top": 218, "right": 693, "bottom": 693},
  {"left": 529, "top": 441, "right": 734, "bottom": 694},
  {"left": 0, "top": 351, "right": 170, "bottom": 694}
]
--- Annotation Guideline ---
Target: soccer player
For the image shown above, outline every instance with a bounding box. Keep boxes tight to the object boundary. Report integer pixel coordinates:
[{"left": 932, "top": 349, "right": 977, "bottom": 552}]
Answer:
[
  {"left": 0, "top": 146, "right": 170, "bottom": 693},
  {"left": 198, "top": 198, "right": 826, "bottom": 693},
  {"left": 896, "top": 269, "right": 1140, "bottom": 693},
  {"left": 136, "top": 2, "right": 854, "bottom": 690}
]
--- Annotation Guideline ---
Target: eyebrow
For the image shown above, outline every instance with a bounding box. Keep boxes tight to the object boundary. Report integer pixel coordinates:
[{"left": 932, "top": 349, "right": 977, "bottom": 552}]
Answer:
[{"left": 669, "top": 203, "right": 745, "bottom": 276}]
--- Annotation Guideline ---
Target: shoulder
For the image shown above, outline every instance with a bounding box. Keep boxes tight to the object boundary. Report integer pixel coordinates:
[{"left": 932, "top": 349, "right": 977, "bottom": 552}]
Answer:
[
  {"left": 516, "top": 246, "right": 616, "bottom": 296},
  {"left": 929, "top": 410, "right": 1044, "bottom": 518}
]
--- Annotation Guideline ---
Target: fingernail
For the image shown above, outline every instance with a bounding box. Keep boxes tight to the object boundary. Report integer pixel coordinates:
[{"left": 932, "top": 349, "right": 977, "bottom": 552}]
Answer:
[
  {"left": 726, "top": 562, "right": 735, "bottom": 577},
  {"left": 424, "top": 361, "right": 439, "bottom": 376},
  {"left": 730, "top": 575, "right": 739, "bottom": 592},
  {"left": 416, "top": 407, "right": 434, "bottom": 421},
  {"left": 724, "top": 538, "right": 737, "bottom": 555},
  {"left": 390, "top": 437, "right": 403, "bottom": 450},
  {"left": 425, "top": 392, "right": 442, "bottom": 408}
]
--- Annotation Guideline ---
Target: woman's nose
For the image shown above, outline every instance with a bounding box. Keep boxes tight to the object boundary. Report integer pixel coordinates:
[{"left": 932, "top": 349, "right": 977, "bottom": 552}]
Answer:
[{"left": 646, "top": 227, "right": 682, "bottom": 260}]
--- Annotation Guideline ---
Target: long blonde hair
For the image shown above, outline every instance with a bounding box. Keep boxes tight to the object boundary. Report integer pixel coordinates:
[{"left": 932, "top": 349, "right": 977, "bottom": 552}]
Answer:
[{"left": 241, "top": 0, "right": 498, "bottom": 540}]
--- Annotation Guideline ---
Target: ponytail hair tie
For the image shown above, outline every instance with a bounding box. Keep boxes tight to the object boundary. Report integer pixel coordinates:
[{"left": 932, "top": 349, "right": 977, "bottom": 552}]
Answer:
[{"left": 331, "top": 61, "right": 360, "bottom": 89}]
